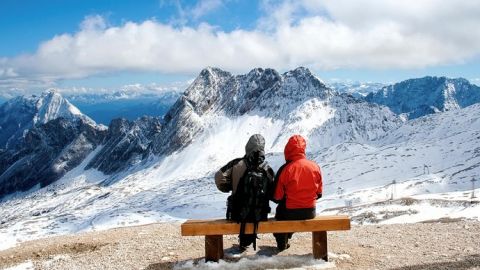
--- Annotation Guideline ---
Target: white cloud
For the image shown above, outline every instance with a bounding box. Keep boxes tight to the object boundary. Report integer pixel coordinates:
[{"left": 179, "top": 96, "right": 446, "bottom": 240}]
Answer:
[
  {"left": 191, "top": 0, "right": 224, "bottom": 20},
  {"left": 169, "top": 0, "right": 225, "bottom": 25},
  {"left": 1, "top": 0, "right": 480, "bottom": 91},
  {"left": 0, "top": 68, "right": 18, "bottom": 78},
  {"left": 80, "top": 14, "right": 108, "bottom": 31},
  {"left": 0, "top": 80, "right": 189, "bottom": 99}
]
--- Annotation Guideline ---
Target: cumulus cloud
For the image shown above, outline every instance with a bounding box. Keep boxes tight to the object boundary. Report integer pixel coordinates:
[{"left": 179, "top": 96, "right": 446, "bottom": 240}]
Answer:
[{"left": 1, "top": 0, "right": 480, "bottom": 91}]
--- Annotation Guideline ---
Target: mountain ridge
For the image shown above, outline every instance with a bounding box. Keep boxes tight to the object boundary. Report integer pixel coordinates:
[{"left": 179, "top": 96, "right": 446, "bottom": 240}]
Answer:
[{"left": 365, "top": 76, "right": 480, "bottom": 119}]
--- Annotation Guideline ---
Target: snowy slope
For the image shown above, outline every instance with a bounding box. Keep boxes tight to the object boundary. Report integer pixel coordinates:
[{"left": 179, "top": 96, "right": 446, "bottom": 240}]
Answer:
[
  {"left": 318, "top": 103, "right": 480, "bottom": 211},
  {"left": 1, "top": 103, "right": 479, "bottom": 251}
]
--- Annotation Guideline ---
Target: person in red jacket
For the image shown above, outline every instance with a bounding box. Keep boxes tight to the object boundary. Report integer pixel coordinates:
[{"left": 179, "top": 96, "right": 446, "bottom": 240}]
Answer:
[{"left": 272, "top": 134, "right": 323, "bottom": 251}]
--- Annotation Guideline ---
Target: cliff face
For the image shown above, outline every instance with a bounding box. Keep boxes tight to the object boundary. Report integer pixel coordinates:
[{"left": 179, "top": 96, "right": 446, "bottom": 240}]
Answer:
[
  {"left": 0, "top": 117, "right": 106, "bottom": 197},
  {"left": 86, "top": 116, "right": 161, "bottom": 174}
]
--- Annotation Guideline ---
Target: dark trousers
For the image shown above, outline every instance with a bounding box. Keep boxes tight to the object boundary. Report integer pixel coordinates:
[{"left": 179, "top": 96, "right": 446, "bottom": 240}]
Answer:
[{"left": 273, "top": 201, "right": 316, "bottom": 248}]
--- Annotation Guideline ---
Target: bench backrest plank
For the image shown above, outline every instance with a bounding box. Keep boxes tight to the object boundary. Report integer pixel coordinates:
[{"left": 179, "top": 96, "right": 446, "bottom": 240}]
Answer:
[{"left": 181, "top": 215, "right": 350, "bottom": 236}]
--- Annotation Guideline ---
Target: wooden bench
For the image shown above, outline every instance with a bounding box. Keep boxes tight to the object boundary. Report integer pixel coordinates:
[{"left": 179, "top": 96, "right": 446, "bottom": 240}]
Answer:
[{"left": 181, "top": 215, "right": 351, "bottom": 262}]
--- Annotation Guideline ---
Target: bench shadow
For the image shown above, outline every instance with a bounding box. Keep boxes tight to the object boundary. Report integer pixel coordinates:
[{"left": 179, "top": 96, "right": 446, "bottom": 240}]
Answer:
[
  {"left": 224, "top": 244, "right": 279, "bottom": 258},
  {"left": 224, "top": 244, "right": 243, "bottom": 256},
  {"left": 256, "top": 245, "right": 280, "bottom": 257},
  {"left": 388, "top": 254, "right": 480, "bottom": 270}
]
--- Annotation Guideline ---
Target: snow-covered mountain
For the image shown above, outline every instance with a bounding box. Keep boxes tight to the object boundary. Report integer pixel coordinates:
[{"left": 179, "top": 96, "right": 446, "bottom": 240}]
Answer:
[
  {"left": 0, "top": 90, "right": 95, "bottom": 150},
  {"left": 1, "top": 67, "right": 479, "bottom": 251},
  {"left": 0, "top": 117, "right": 106, "bottom": 197},
  {"left": 327, "top": 81, "right": 385, "bottom": 98},
  {"left": 84, "top": 67, "right": 400, "bottom": 174},
  {"left": 365, "top": 76, "right": 480, "bottom": 119},
  {"left": 0, "top": 91, "right": 105, "bottom": 197},
  {"left": 148, "top": 67, "right": 401, "bottom": 157}
]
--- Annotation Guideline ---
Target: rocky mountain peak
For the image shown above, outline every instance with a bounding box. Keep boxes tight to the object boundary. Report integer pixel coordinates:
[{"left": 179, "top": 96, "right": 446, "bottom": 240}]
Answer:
[
  {"left": 33, "top": 90, "right": 94, "bottom": 125},
  {"left": 107, "top": 118, "right": 132, "bottom": 138},
  {"left": 193, "top": 67, "right": 232, "bottom": 89},
  {"left": 0, "top": 90, "right": 96, "bottom": 150}
]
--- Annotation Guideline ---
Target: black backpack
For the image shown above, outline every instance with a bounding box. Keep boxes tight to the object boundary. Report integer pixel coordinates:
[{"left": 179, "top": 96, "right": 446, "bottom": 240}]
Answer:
[{"left": 226, "top": 166, "right": 271, "bottom": 250}]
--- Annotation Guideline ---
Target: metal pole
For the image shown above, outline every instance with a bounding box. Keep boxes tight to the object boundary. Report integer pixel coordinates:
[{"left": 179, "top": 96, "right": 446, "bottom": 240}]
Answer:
[
  {"left": 391, "top": 180, "right": 396, "bottom": 201},
  {"left": 472, "top": 178, "right": 477, "bottom": 199}
]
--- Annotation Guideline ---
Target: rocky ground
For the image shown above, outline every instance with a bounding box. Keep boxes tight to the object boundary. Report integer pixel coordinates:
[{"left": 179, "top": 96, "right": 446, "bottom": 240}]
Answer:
[{"left": 0, "top": 219, "right": 479, "bottom": 270}]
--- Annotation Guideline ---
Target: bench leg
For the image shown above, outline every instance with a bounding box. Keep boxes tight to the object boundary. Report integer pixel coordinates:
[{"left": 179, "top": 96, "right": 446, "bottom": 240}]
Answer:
[
  {"left": 205, "top": 235, "right": 223, "bottom": 262},
  {"left": 312, "top": 231, "right": 328, "bottom": 261}
]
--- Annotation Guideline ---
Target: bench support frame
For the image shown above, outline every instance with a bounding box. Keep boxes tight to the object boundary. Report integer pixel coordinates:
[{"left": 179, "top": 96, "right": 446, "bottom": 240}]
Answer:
[
  {"left": 205, "top": 235, "right": 223, "bottom": 262},
  {"left": 312, "top": 231, "right": 328, "bottom": 261},
  {"left": 204, "top": 231, "right": 329, "bottom": 263}
]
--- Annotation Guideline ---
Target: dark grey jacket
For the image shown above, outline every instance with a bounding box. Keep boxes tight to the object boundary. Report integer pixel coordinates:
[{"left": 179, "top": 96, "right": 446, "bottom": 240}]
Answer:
[{"left": 215, "top": 134, "right": 274, "bottom": 194}]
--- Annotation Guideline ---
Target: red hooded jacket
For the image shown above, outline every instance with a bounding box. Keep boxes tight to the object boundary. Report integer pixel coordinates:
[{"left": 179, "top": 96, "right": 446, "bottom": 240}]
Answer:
[{"left": 273, "top": 135, "right": 323, "bottom": 209}]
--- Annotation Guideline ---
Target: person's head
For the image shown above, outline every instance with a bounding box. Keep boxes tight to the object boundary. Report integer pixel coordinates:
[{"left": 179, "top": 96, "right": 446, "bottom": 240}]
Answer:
[
  {"left": 284, "top": 135, "right": 307, "bottom": 162},
  {"left": 245, "top": 134, "right": 266, "bottom": 167}
]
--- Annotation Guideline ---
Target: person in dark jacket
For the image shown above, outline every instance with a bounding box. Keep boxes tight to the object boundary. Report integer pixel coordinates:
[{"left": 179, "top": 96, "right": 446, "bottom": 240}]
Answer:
[
  {"left": 215, "top": 134, "right": 275, "bottom": 250},
  {"left": 272, "top": 134, "right": 323, "bottom": 251}
]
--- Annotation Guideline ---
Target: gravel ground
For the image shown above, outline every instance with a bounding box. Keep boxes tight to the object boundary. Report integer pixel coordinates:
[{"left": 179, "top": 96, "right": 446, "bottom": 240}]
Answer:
[{"left": 0, "top": 220, "right": 479, "bottom": 270}]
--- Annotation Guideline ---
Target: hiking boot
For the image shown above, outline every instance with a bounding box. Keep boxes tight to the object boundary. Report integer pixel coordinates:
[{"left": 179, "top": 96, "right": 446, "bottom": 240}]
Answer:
[
  {"left": 277, "top": 242, "right": 290, "bottom": 251},
  {"left": 275, "top": 233, "right": 290, "bottom": 251}
]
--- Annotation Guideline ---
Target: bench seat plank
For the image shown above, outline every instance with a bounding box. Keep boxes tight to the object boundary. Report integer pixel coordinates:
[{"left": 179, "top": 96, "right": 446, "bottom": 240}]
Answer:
[{"left": 181, "top": 215, "right": 350, "bottom": 236}]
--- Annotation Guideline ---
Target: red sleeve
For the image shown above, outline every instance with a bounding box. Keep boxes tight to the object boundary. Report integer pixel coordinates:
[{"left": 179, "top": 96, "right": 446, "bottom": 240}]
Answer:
[
  {"left": 316, "top": 166, "right": 323, "bottom": 195},
  {"left": 274, "top": 168, "right": 287, "bottom": 201}
]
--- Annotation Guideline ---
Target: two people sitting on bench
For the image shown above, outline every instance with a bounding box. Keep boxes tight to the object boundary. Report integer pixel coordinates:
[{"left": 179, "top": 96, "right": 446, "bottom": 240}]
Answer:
[{"left": 215, "top": 134, "right": 323, "bottom": 251}]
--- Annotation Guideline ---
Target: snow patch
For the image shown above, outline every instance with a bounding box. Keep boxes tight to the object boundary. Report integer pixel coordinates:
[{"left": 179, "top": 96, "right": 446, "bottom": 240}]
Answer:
[
  {"left": 174, "top": 255, "right": 335, "bottom": 270},
  {"left": 2, "top": 261, "right": 35, "bottom": 270}
]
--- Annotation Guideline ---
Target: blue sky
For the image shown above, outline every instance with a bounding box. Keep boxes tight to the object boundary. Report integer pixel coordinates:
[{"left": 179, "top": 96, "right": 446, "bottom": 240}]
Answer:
[
  {"left": 0, "top": 0, "right": 479, "bottom": 96},
  {"left": 0, "top": 0, "right": 261, "bottom": 56}
]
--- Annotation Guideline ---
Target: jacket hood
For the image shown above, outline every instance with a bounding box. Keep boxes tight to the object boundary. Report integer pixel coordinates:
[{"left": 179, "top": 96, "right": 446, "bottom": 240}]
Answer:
[
  {"left": 284, "top": 135, "right": 307, "bottom": 161},
  {"left": 245, "top": 134, "right": 265, "bottom": 157}
]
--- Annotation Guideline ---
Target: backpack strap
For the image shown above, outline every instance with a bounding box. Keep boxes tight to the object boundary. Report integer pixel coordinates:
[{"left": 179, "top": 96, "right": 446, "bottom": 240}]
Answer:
[
  {"left": 252, "top": 221, "right": 260, "bottom": 250},
  {"left": 226, "top": 195, "right": 232, "bottom": 220}
]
